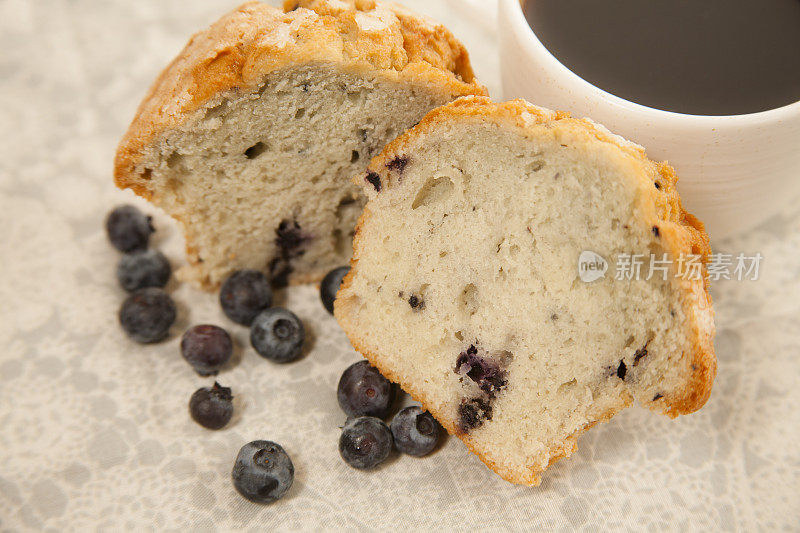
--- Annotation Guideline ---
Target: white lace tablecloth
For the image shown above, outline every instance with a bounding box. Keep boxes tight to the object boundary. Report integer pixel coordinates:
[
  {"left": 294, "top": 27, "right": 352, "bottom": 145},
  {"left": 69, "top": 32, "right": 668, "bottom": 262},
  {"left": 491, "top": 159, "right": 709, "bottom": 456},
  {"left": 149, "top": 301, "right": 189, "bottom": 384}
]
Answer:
[{"left": 1, "top": 1, "right": 798, "bottom": 531}]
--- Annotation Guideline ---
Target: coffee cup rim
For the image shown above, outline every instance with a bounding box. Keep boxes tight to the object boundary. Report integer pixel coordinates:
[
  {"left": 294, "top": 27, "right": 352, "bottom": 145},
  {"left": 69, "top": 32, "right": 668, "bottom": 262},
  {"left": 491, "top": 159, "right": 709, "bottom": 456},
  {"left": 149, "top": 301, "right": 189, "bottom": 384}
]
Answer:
[{"left": 504, "top": 0, "right": 800, "bottom": 125}]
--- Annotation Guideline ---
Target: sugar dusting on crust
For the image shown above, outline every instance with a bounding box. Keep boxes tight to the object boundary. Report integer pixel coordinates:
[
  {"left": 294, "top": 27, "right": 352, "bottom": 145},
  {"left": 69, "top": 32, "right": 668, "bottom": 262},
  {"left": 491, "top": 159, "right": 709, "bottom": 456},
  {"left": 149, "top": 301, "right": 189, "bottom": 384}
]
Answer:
[
  {"left": 581, "top": 117, "right": 646, "bottom": 152},
  {"left": 288, "top": 9, "right": 320, "bottom": 28},
  {"left": 354, "top": 10, "right": 392, "bottom": 32},
  {"left": 689, "top": 281, "right": 715, "bottom": 338},
  {"left": 377, "top": 0, "right": 437, "bottom": 29},
  {"left": 519, "top": 106, "right": 556, "bottom": 127},
  {"left": 266, "top": 10, "right": 320, "bottom": 48},
  {"left": 263, "top": 24, "right": 293, "bottom": 48}
]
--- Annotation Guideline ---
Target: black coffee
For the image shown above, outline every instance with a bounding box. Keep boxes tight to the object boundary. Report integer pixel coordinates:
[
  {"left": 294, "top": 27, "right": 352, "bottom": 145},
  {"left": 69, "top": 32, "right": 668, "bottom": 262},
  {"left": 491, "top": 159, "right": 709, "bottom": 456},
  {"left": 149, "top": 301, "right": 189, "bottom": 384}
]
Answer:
[{"left": 523, "top": 0, "right": 800, "bottom": 115}]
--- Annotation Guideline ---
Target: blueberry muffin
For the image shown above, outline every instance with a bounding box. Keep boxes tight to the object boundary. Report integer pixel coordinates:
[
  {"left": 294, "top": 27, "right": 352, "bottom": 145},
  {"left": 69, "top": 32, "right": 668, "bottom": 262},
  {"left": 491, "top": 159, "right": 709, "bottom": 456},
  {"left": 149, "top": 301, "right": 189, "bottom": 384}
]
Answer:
[
  {"left": 114, "top": 0, "right": 485, "bottom": 289},
  {"left": 335, "top": 96, "right": 716, "bottom": 486}
]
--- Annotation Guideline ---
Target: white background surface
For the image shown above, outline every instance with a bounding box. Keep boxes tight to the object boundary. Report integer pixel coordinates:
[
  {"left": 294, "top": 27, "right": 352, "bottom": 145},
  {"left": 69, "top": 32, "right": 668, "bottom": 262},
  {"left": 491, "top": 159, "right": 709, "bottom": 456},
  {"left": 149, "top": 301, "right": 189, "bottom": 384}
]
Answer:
[{"left": 0, "top": 1, "right": 798, "bottom": 531}]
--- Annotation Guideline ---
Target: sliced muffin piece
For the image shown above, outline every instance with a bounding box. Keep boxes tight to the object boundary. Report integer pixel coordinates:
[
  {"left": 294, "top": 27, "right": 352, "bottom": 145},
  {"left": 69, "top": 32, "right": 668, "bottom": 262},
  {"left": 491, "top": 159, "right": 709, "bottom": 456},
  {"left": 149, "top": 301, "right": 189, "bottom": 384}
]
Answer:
[
  {"left": 114, "top": 0, "right": 485, "bottom": 290},
  {"left": 335, "top": 96, "right": 716, "bottom": 486}
]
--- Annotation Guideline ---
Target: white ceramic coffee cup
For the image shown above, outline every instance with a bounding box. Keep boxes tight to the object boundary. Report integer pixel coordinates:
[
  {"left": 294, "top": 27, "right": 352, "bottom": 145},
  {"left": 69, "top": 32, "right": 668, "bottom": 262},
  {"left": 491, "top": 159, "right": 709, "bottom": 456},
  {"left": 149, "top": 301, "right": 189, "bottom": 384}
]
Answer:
[{"left": 497, "top": 0, "right": 800, "bottom": 240}]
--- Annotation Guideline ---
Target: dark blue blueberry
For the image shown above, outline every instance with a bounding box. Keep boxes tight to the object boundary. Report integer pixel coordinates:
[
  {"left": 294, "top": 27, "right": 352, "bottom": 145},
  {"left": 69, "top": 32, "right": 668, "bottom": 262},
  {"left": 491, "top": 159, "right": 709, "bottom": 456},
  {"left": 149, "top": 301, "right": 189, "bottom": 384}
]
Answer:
[
  {"left": 232, "top": 440, "right": 294, "bottom": 503},
  {"left": 106, "top": 205, "right": 154, "bottom": 252},
  {"left": 116, "top": 249, "right": 171, "bottom": 292},
  {"left": 365, "top": 171, "right": 381, "bottom": 192},
  {"left": 219, "top": 270, "right": 273, "bottom": 326},
  {"left": 390, "top": 406, "right": 442, "bottom": 457},
  {"left": 457, "top": 397, "right": 492, "bottom": 434},
  {"left": 337, "top": 360, "right": 395, "bottom": 418},
  {"left": 408, "top": 294, "right": 424, "bottom": 310},
  {"left": 454, "top": 345, "right": 507, "bottom": 397},
  {"left": 339, "top": 416, "right": 393, "bottom": 470},
  {"left": 181, "top": 325, "right": 233, "bottom": 376},
  {"left": 275, "top": 219, "right": 308, "bottom": 252},
  {"left": 250, "top": 308, "right": 305, "bottom": 363},
  {"left": 320, "top": 266, "right": 350, "bottom": 314},
  {"left": 385, "top": 155, "right": 409, "bottom": 173},
  {"left": 269, "top": 219, "right": 311, "bottom": 287},
  {"left": 118, "top": 288, "right": 176, "bottom": 343},
  {"left": 616, "top": 360, "right": 627, "bottom": 380},
  {"left": 189, "top": 382, "right": 233, "bottom": 430}
]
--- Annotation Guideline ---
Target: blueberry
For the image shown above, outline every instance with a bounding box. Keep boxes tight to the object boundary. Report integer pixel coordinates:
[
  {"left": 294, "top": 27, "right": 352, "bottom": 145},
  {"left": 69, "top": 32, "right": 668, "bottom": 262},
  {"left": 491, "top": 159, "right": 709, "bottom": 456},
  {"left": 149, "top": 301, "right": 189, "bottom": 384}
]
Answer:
[
  {"left": 250, "top": 308, "right": 305, "bottom": 363},
  {"left": 118, "top": 288, "right": 176, "bottom": 343},
  {"left": 106, "top": 205, "right": 154, "bottom": 253},
  {"left": 390, "top": 406, "right": 442, "bottom": 457},
  {"left": 408, "top": 294, "right": 424, "bottom": 310},
  {"left": 339, "top": 416, "right": 393, "bottom": 470},
  {"left": 386, "top": 155, "right": 409, "bottom": 173},
  {"left": 457, "top": 397, "right": 492, "bottom": 433},
  {"left": 454, "top": 345, "right": 507, "bottom": 397},
  {"left": 269, "top": 219, "right": 311, "bottom": 288},
  {"left": 616, "top": 360, "right": 627, "bottom": 380},
  {"left": 181, "top": 325, "right": 233, "bottom": 376},
  {"left": 219, "top": 270, "right": 273, "bottom": 326},
  {"left": 189, "top": 382, "right": 233, "bottom": 430},
  {"left": 365, "top": 171, "right": 381, "bottom": 192},
  {"left": 320, "top": 266, "right": 350, "bottom": 314},
  {"left": 116, "top": 249, "right": 171, "bottom": 292},
  {"left": 337, "top": 360, "right": 395, "bottom": 418},
  {"left": 232, "top": 440, "right": 294, "bottom": 504}
]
